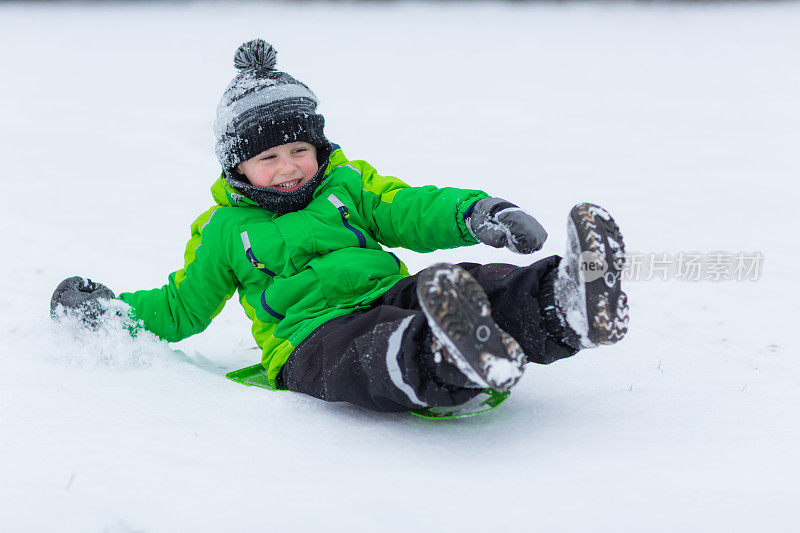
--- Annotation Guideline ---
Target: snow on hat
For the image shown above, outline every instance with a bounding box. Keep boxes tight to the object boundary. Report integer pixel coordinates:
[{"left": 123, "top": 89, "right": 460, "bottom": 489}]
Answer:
[{"left": 213, "top": 39, "right": 328, "bottom": 173}]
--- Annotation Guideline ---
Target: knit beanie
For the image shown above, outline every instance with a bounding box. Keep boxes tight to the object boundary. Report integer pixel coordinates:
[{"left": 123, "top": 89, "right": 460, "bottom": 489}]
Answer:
[{"left": 213, "top": 39, "right": 331, "bottom": 214}]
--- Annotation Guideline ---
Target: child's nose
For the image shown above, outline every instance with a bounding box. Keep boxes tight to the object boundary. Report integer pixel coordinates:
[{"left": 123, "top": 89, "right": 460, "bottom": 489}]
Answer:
[{"left": 276, "top": 155, "right": 295, "bottom": 174}]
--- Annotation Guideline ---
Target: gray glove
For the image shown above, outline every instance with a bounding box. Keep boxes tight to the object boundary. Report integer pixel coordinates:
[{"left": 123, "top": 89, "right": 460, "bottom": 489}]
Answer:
[
  {"left": 50, "top": 276, "right": 115, "bottom": 326},
  {"left": 466, "top": 198, "right": 548, "bottom": 254}
]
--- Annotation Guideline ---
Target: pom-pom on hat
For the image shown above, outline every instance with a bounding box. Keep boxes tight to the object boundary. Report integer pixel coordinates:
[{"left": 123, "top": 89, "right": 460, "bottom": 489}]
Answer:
[{"left": 213, "top": 39, "right": 328, "bottom": 174}]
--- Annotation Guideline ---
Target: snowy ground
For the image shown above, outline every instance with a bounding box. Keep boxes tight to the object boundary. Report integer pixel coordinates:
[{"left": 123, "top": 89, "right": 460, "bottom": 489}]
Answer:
[{"left": 1, "top": 1, "right": 799, "bottom": 531}]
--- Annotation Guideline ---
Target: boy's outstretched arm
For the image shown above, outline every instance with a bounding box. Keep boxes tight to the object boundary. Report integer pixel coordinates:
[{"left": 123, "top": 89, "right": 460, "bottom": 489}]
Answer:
[
  {"left": 117, "top": 207, "right": 237, "bottom": 342},
  {"left": 350, "top": 159, "right": 490, "bottom": 252},
  {"left": 349, "top": 160, "right": 547, "bottom": 254}
]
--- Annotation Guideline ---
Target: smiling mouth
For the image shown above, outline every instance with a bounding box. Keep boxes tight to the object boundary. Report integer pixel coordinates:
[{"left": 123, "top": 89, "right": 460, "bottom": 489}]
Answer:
[{"left": 272, "top": 179, "right": 303, "bottom": 192}]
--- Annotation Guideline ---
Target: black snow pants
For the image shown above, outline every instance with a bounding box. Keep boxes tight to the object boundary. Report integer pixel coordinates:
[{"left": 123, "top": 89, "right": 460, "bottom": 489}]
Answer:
[{"left": 276, "top": 255, "right": 579, "bottom": 413}]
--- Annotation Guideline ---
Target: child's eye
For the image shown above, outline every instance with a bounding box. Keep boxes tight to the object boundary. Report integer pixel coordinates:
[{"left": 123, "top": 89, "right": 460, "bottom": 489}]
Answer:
[
  {"left": 294, "top": 148, "right": 307, "bottom": 154},
  {"left": 261, "top": 154, "right": 276, "bottom": 161}
]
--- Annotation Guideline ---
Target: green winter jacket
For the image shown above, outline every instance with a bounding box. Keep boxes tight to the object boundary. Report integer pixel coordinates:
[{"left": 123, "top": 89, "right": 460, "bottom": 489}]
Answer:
[{"left": 119, "top": 146, "right": 490, "bottom": 387}]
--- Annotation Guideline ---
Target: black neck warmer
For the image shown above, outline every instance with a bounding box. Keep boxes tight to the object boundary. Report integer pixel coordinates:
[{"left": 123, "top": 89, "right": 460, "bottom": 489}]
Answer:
[{"left": 224, "top": 144, "right": 332, "bottom": 215}]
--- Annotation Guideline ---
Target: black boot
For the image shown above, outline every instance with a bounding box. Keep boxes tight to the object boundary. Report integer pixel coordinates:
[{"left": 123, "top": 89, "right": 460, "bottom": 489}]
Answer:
[
  {"left": 554, "top": 203, "right": 629, "bottom": 348},
  {"left": 416, "top": 263, "right": 525, "bottom": 391}
]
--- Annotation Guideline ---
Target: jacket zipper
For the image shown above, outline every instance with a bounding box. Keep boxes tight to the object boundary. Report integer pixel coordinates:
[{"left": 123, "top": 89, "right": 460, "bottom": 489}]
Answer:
[
  {"left": 241, "top": 231, "right": 284, "bottom": 321},
  {"left": 328, "top": 194, "right": 366, "bottom": 248},
  {"left": 240, "top": 231, "right": 277, "bottom": 276},
  {"left": 260, "top": 291, "right": 285, "bottom": 321}
]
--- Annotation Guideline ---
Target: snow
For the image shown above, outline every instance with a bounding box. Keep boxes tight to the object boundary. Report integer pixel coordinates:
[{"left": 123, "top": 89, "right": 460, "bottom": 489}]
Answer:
[
  {"left": 1, "top": 1, "right": 799, "bottom": 531},
  {"left": 556, "top": 217, "right": 593, "bottom": 345}
]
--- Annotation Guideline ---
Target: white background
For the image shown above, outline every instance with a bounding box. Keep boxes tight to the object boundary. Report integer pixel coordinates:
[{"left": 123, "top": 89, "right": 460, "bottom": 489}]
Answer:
[{"left": 1, "top": 1, "right": 798, "bottom": 531}]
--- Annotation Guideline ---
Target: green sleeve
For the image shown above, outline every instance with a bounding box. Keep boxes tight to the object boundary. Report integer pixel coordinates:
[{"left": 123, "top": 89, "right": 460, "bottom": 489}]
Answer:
[
  {"left": 349, "top": 160, "right": 491, "bottom": 252},
  {"left": 118, "top": 207, "right": 237, "bottom": 342}
]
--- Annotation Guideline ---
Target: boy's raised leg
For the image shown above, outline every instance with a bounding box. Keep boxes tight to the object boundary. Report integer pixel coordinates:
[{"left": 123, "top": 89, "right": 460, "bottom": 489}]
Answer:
[
  {"left": 429, "top": 202, "right": 629, "bottom": 365},
  {"left": 416, "top": 263, "right": 526, "bottom": 392},
  {"left": 277, "top": 304, "right": 483, "bottom": 413}
]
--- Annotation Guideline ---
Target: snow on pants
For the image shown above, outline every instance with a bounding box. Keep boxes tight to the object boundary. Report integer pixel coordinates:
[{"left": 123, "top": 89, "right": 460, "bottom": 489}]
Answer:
[{"left": 276, "top": 255, "right": 579, "bottom": 413}]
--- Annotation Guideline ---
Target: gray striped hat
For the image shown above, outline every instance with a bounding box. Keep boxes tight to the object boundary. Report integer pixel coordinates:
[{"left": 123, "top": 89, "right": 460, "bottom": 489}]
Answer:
[{"left": 213, "top": 39, "right": 328, "bottom": 173}]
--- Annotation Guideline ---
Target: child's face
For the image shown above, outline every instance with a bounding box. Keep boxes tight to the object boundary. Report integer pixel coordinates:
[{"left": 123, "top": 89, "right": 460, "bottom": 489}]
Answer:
[{"left": 236, "top": 141, "right": 319, "bottom": 191}]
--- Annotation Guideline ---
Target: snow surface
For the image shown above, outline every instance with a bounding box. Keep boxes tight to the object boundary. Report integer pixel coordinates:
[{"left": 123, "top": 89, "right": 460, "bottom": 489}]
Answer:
[{"left": 1, "top": 1, "right": 799, "bottom": 531}]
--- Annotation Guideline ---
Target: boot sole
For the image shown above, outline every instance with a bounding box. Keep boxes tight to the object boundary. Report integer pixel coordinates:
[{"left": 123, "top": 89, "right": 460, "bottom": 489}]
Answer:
[
  {"left": 416, "top": 263, "right": 525, "bottom": 391},
  {"left": 569, "top": 203, "right": 629, "bottom": 345}
]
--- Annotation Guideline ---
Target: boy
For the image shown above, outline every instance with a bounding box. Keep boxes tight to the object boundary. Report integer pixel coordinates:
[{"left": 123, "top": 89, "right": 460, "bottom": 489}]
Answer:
[{"left": 50, "top": 40, "right": 628, "bottom": 413}]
